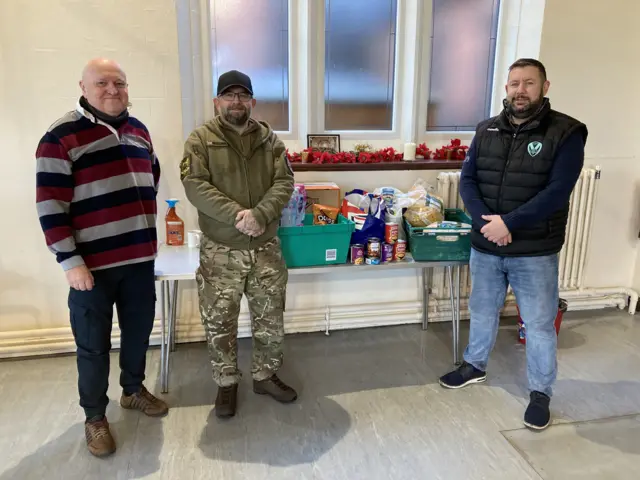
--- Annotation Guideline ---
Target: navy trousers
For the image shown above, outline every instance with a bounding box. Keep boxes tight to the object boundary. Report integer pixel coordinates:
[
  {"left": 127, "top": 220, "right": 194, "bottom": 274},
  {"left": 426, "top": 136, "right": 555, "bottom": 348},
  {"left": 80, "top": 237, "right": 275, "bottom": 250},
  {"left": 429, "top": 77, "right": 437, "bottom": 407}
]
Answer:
[{"left": 68, "top": 261, "right": 156, "bottom": 418}]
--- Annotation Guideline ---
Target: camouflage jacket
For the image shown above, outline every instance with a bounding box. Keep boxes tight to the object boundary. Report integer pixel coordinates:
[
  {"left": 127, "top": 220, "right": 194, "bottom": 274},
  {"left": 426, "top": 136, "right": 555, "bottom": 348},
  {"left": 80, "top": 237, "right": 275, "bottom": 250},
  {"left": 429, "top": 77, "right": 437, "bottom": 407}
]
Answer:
[{"left": 181, "top": 117, "right": 294, "bottom": 250}]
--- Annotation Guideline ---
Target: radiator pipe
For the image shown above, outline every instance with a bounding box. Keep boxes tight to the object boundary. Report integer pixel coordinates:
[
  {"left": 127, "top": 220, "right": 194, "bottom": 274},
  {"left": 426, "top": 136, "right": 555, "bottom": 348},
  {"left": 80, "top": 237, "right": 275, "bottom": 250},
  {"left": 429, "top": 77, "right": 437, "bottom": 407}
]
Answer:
[
  {"left": 558, "top": 287, "right": 638, "bottom": 314},
  {"left": 577, "top": 167, "right": 600, "bottom": 288},
  {"left": 563, "top": 172, "right": 581, "bottom": 288},
  {"left": 429, "top": 288, "right": 637, "bottom": 314},
  {"left": 570, "top": 170, "right": 590, "bottom": 287}
]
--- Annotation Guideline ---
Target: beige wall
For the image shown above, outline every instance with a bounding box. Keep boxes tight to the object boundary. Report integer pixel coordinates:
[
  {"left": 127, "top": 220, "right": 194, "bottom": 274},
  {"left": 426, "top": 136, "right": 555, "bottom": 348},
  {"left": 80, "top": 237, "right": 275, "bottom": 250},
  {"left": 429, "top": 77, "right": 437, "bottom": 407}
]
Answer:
[
  {"left": 0, "top": 0, "right": 185, "bottom": 334},
  {"left": 538, "top": 0, "right": 640, "bottom": 289},
  {"left": 1, "top": 0, "right": 640, "bottom": 354}
]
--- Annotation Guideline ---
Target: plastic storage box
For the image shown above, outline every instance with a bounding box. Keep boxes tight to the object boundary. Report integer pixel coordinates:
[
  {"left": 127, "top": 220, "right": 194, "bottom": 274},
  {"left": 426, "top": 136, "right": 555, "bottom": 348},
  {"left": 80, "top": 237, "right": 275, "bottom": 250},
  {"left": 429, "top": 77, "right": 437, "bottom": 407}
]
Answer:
[
  {"left": 278, "top": 214, "right": 355, "bottom": 267},
  {"left": 405, "top": 209, "right": 472, "bottom": 261}
]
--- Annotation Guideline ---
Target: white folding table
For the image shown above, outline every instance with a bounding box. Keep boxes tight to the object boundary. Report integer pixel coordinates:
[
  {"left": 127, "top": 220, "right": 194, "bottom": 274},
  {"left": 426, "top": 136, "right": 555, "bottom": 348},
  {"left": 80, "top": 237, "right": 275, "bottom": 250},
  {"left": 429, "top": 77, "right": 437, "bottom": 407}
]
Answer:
[{"left": 155, "top": 244, "right": 466, "bottom": 393}]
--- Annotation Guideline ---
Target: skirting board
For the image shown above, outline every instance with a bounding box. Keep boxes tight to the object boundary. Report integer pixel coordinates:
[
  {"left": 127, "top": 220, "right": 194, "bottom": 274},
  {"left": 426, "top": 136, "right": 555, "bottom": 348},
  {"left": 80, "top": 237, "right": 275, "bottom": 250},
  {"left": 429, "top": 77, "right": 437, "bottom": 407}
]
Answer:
[
  {"left": 0, "top": 299, "right": 475, "bottom": 358},
  {"left": 0, "top": 294, "right": 628, "bottom": 358}
]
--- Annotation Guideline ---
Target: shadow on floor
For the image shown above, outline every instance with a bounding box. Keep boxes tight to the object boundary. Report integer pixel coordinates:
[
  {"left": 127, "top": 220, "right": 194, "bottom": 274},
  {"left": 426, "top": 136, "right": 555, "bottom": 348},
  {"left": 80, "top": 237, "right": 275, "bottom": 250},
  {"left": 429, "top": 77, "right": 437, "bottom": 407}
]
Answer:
[
  {"left": 197, "top": 374, "right": 352, "bottom": 467},
  {"left": 0, "top": 410, "right": 164, "bottom": 480},
  {"left": 164, "top": 324, "right": 448, "bottom": 467},
  {"left": 165, "top": 324, "right": 448, "bottom": 409},
  {"left": 575, "top": 413, "right": 640, "bottom": 456}
]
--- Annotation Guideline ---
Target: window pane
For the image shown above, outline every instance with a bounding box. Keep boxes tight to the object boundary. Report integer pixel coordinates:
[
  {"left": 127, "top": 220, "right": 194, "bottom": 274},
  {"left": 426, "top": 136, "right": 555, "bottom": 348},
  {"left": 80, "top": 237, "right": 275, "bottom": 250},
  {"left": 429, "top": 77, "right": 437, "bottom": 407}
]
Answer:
[
  {"left": 325, "top": 0, "right": 398, "bottom": 131},
  {"left": 427, "top": 0, "right": 500, "bottom": 131},
  {"left": 210, "top": 0, "right": 289, "bottom": 131}
]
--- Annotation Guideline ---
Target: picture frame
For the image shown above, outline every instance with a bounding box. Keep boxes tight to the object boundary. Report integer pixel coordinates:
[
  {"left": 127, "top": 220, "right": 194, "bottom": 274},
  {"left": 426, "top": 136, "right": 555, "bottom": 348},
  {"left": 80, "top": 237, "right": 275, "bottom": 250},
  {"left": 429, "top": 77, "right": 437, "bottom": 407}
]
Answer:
[{"left": 307, "top": 134, "right": 341, "bottom": 154}]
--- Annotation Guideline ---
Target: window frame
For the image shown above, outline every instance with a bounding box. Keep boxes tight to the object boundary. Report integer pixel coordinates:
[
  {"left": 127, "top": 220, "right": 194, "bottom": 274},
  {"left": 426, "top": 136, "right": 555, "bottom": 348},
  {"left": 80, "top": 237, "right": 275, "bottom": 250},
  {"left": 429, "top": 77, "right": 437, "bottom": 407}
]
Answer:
[
  {"left": 182, "top": 0, "right": 546, "bottom": 150},
  {"left": 207, "top": 0, "right": 295, "bottom": 138},
  {"left": 422, "top": 0, "right": 502, "bottom": 133},
  {"left": 318, "top": 0, "right": 402, "bottom": 139},
  {"left": 416, "top": 0, "right": 546, "bottom": 144}
]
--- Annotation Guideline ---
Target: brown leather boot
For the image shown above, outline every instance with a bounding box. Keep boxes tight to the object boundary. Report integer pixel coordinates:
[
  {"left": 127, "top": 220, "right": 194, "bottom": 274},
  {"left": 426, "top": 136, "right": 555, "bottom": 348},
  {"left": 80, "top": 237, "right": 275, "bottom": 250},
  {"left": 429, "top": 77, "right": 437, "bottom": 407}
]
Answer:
[
  {"left": 253, "top": 375, "right": 298, "bottom": 403},
  {"left": 120, "top": 385, "right": 169, "bottom": 417},
  {"left": 215, "top": 384, "right": 238, "bottom": 418},
  {"left": 85, "top": 416, "right": 116, "bottom": 458}
]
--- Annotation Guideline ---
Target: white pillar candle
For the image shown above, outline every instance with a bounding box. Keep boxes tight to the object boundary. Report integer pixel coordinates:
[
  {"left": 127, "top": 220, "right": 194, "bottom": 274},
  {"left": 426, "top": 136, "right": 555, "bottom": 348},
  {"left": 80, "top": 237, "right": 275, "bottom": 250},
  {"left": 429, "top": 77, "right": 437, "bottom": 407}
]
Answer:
[{"left": 403, "top": 142, "right": 416, "bottom": 161}]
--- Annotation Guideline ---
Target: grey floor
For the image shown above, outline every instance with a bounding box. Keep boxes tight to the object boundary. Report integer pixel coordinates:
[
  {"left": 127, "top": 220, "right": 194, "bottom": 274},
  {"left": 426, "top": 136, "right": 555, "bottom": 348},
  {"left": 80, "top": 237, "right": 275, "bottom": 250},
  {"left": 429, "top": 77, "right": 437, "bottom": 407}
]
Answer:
[{"left": 1, "top": 310, "right": 639, "bottom": 480}]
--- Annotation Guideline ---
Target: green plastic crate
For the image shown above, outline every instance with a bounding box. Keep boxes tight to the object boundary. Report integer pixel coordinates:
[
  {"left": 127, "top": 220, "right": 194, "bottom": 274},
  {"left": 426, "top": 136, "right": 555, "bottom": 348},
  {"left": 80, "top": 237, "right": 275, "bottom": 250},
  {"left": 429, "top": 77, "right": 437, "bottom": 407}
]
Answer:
[
  {"left": 405, "top": 209, "right": 472, "bottom": 262},
  {"left": 278, "top": 214, "right": 355, "bottom": 267}
]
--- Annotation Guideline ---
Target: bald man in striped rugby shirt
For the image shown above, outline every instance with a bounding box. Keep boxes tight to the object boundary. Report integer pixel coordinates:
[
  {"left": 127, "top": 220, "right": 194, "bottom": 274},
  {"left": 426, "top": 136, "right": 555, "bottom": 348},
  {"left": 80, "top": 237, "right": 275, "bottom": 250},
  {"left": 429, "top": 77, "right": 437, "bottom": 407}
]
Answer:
[{"left": 35, "top": 58, "right": 169, "bottom": 458}]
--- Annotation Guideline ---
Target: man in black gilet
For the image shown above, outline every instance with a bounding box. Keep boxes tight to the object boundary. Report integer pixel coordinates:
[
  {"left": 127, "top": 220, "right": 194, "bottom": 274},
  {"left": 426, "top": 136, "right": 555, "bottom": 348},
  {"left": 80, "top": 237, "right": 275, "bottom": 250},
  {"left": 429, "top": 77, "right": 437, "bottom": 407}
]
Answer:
[{"left": 439, "top": 59, "right": 587, "bottom": 430}]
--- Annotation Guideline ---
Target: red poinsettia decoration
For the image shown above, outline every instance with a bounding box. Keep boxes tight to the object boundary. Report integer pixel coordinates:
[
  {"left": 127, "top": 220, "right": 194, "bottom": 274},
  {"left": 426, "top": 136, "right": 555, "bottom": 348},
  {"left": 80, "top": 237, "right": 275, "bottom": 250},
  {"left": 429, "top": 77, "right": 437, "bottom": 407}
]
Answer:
[
  {"left": 377, "top": 147, "right": 403, "bottom": 162},
  {"left": 288, "top": 139, "right": 467, "bottom": 164},
  {"left": 287, "top": 149, "right": 302, "bottom": 163},
  {"left": 311, "top": 151, "right": 333, "bottom": 164},
  {"left": 433, "top": 138, "right": 469, "bottom": 160},
  {"left": 416, "top": 143, "right": 432, "bottom": 159},
  {"left": 358, "top": 152, "right": 376, "bottom": 164},
  {"left": 332, "top": 152, "right": 358, "bottom": 163}
]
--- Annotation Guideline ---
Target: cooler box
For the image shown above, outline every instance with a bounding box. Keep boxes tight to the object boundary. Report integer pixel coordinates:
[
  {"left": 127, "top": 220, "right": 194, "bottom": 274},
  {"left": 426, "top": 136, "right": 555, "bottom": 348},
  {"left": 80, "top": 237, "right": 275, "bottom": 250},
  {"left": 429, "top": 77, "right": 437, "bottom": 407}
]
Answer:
[
  {"left": 405, "top": 209, "right": 472, "bottom": 261},
  {"left": 278, "top": 214, "right": 355, "bottom": 267}
]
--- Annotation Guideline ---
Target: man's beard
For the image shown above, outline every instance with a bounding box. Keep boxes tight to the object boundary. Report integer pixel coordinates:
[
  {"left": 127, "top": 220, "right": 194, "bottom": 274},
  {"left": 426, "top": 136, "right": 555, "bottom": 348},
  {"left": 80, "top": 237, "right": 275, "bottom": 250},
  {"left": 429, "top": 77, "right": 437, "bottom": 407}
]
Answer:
[
  {"left": 504, "top": 91, "right": 544, "bottom": 120},
  {"left": 222, "top": 105, "right": 250, "bottom": 126}
]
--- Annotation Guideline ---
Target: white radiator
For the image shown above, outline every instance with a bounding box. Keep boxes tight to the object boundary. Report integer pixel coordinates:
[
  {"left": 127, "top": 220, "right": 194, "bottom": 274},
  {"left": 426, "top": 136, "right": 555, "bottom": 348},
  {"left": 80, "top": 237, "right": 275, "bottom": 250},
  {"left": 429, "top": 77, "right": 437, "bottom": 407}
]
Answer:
[{"left": 431, "top": 168, "right": 612, "bottom": 305}]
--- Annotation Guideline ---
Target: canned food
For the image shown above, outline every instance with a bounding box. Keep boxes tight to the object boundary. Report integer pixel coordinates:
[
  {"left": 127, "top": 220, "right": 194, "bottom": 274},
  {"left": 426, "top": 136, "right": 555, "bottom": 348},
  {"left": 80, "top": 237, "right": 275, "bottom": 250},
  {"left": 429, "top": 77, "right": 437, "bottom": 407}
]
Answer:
[
  {"left": 384, "top": 223, "right": 399, "bottom": 244},
  {"left": 381, "top": 243, "right": 394, "bottom": 263},
  {"left": 365, "top": 257, "right": 381, "bottom": 265},
  {"left": 350, "top": 244, "right": 365, "bottom": 265},
  {"left": 394, "top": 239, "right": 407, "bottom": 260},
  {"left": 367, "top": 237, "right": 381, "bottom": 259}
]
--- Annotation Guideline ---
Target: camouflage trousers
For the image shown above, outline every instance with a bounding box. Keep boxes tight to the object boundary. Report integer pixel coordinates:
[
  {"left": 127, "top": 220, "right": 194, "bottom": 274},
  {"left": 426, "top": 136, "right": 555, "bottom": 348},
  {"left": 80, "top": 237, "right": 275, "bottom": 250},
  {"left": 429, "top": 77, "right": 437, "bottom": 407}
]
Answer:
[{"left": 196, "top": 235, "right": 288, "bottom": 387}]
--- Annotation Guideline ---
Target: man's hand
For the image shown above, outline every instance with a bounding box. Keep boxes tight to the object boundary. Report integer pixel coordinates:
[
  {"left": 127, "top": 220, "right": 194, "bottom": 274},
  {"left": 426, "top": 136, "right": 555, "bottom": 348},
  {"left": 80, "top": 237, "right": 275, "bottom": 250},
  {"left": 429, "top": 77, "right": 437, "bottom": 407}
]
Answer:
[
  {"left": 496, "top": 233, "right": 512, "bottom": 247},
  {"left": 235, "top": 210, "right": 265, "bottom": 237},
  {"left": 66, "top": 265, "right": 94, "bottom": 291},
  {"left": 481, "top": 215, "right": 510, "bottom": 243}
]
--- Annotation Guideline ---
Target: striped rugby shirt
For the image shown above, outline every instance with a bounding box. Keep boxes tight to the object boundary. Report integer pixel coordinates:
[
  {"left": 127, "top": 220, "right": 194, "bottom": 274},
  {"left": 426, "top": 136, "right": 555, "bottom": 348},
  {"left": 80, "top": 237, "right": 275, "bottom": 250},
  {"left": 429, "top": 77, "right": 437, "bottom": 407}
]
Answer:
[{"left": 36, "top": 101, "right": 161, "bottom": 271}]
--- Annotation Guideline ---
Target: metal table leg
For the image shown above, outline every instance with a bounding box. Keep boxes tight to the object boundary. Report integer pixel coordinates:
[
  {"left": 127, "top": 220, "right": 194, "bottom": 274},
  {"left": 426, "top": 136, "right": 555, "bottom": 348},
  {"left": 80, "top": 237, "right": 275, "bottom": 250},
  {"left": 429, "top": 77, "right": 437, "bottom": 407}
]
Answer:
[
  {"left": 169, "top": 280, "right": 178, "bottom": 352},
  {"left": 324, "top": 305, "right": 330, "bottom": 336},
  {"left": 160, "top": 280, "right": 168, "bottom": 393},
  {"left": 162, "top": 281, "right": 171, "bottom": 393},
  {"left": 421, "top": 267, "right": 432, "bottom": 330}
]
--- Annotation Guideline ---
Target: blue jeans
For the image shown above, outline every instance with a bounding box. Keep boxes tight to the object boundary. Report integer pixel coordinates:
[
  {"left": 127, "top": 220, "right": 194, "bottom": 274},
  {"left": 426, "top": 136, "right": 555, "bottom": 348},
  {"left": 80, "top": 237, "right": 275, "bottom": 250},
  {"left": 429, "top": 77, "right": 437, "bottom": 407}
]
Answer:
[{"left": 464, "top": 248, "right": 559, "bottom": 396}]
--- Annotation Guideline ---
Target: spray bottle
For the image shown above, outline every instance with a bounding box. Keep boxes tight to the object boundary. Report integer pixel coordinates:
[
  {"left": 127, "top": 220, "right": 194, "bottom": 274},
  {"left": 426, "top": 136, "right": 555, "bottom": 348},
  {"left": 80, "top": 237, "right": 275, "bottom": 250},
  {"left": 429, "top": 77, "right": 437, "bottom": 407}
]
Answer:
[{"left": 165, "top": 199, "right": 185, "bottom": 246}]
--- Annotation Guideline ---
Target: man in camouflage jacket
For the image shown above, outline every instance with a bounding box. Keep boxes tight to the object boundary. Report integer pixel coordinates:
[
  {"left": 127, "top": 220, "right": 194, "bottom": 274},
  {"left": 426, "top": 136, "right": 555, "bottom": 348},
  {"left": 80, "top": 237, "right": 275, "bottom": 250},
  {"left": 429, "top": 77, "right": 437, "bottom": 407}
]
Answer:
[{"left": 181, "top": 70, "right": 296, "bottom": 417}]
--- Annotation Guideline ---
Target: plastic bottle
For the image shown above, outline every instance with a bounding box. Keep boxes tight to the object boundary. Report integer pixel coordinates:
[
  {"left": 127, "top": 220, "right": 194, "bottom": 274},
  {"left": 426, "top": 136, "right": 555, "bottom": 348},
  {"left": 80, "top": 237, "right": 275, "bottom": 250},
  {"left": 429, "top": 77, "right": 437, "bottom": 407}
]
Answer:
[{"left": 165, "top": 199, "right": 185, "bottom": 246}]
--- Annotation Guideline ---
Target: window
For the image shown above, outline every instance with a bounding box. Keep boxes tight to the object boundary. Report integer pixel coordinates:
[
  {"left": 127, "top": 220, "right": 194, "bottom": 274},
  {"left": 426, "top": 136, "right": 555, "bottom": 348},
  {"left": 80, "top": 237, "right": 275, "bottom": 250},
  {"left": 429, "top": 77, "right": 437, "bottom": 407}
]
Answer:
[
  {"left": 210, "top": 0, "right": 289, "bottom": 131},
  {"left": 427, "top": 0, "right": 500, "bottom": 131},
  {"left": 198, "top": 0, "right": 523, "bottom": 141},
  {"left": 324, "top": 0, "right": 398, "bottom": 131}
]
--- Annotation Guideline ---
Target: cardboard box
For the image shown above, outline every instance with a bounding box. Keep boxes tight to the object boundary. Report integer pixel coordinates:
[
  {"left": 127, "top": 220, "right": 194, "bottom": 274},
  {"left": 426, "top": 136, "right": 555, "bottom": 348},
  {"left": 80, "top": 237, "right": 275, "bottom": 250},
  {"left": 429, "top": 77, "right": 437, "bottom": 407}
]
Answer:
[{"left": 303, "top": 182, "right": 341, "bottom": 213}]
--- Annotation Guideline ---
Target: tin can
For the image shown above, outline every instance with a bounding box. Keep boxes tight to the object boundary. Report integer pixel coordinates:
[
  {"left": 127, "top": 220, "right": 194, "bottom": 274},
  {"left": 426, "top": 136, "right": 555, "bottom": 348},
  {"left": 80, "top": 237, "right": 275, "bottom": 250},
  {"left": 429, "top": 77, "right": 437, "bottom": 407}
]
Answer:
[
  {"left": 367, "top": 237, "right": 381, "bottom": 259},
  {"left": 350, "top": 244, "right": 365, "bottom": 265},
  {"left": 384, "top": 222, "right": 399, "bottom": 244},
  {"left": 394, "top": 239, "right": 407, "bottom": 260},
  {"left": 381, "top": 243, "right": 394, "bottom": 263},
  {"left": 365, "top": 257, "right": 380, "bottom": 265}
]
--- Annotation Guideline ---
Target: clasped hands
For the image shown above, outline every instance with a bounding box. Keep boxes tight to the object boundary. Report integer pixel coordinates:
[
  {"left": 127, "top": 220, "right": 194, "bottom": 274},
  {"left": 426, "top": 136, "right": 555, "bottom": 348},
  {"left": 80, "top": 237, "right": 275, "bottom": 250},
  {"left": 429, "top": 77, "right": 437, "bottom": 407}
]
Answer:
[
  {"left": 480, "top": 215, "right": 512, "bottom": 247},
  {"left": 236, "top": 210, "right": 265, "bottom": 237}
]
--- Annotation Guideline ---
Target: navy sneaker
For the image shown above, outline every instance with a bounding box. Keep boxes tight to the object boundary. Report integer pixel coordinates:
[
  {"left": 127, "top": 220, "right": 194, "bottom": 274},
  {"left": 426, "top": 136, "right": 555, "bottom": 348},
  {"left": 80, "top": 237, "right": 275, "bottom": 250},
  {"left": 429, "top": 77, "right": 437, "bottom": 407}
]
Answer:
[
  {"left": 439, "top": 361, "right": 487, "bottom": 389},
  {"left": 524, "top": 391, "right": 551, "bottom": 430}
]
